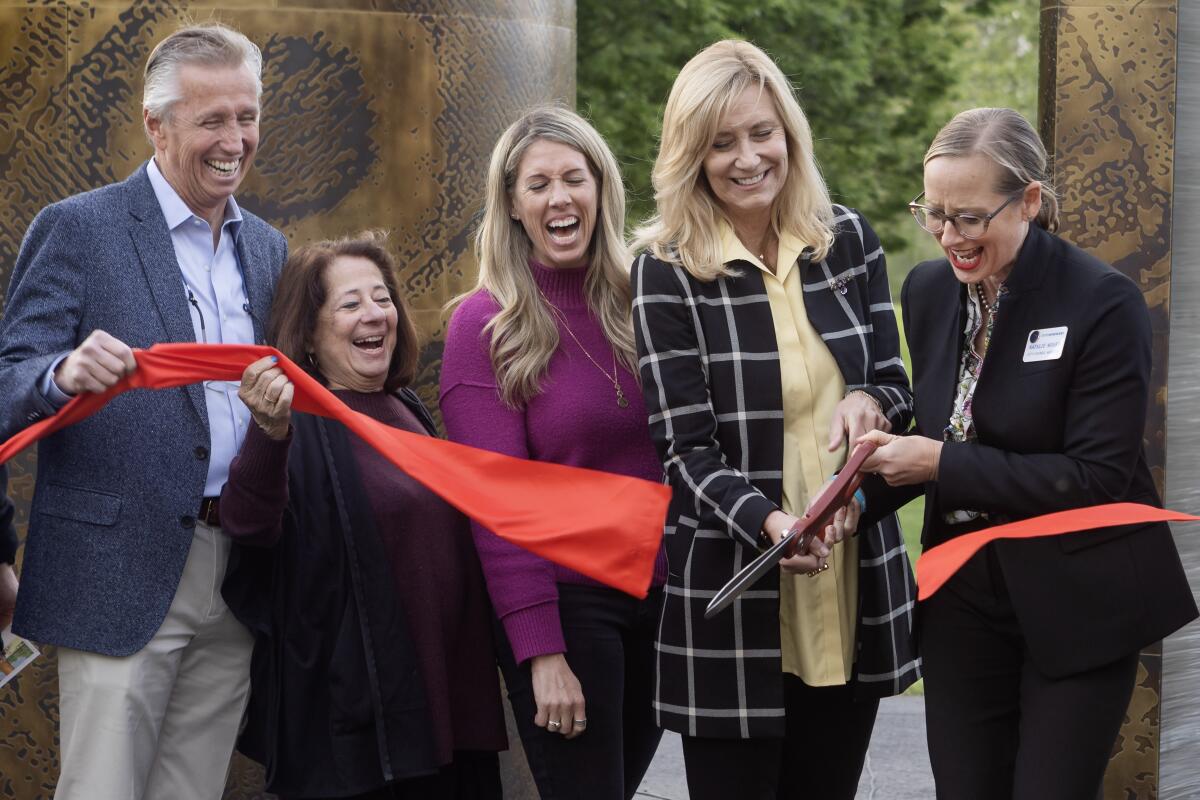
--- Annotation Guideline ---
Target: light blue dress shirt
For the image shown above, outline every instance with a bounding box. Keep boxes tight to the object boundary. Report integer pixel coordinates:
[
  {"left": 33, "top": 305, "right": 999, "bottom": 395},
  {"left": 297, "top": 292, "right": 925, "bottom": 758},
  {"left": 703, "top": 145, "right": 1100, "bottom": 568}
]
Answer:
[
  {"left": 42, "top": 159, "right": 256, "bottom": 496},
  {"left": 146, "top": 159, "right": 256, "bottom": 496}
]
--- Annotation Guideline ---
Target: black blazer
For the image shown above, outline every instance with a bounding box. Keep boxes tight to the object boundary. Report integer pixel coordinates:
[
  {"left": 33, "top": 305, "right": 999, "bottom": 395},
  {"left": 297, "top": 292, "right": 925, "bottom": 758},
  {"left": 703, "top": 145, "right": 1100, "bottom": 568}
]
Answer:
[{"left": 869, "top": 224, "right": 1196, "bottom": 677}]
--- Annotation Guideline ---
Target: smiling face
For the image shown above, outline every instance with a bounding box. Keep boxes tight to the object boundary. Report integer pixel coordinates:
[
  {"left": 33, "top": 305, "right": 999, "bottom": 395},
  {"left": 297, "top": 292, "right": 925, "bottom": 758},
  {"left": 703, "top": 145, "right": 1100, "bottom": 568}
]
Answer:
[
  {"left": 922, "top": 153, "right": 1041, "bottom": 293},
  {"left": 702, "top": 85, "right": 789, "bottom": 230},
  {"left": 510, "top": 139, "right": 598, "bottom": 270},
  {"left": 310, "top": 255, "right": 399, "bottom": 393},
  {"left": 145, "top": 62, "right": 260, "bottom": 230}
]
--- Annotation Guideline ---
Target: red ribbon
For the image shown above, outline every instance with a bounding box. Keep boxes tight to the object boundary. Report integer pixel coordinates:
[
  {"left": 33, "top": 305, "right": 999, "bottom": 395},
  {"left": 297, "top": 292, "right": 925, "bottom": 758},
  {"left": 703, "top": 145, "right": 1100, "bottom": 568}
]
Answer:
[
  {"left": 7, "top": 343, "right": 1193, "bottom": 601},
  {"left": 915, "top": 503, "right": 1200, "bottom": 600},
  {"left": 0, "top": 343, "right": 670, "bottom": 598}
]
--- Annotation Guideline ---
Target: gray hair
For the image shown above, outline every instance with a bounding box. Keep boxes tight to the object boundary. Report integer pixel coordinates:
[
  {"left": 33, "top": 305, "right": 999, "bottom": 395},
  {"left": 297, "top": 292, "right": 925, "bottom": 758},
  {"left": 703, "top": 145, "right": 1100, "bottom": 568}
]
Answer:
[
  {"left": 143, "top": 23, "right": 263, "bottom": 124},
  {"left": 924, "top": 107, "right": 1059, "bottom": 232}
]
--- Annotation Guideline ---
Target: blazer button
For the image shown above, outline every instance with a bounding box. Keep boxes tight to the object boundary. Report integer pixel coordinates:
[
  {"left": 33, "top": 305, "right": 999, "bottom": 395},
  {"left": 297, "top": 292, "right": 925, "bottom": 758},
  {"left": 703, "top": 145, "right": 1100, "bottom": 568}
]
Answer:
[
  {"left": 180, "top": 515, "right": 196, "bottom": 529},
  {"left": 195, "top": 446, "right": 209, "bottom": 460}
]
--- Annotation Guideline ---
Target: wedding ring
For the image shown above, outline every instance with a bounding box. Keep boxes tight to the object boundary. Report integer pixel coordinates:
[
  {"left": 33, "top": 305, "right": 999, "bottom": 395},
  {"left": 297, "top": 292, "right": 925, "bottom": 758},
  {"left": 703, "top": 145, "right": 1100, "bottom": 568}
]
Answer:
[
  {"left": 573, "top": 718, "right": 588, "bottom": 729},
  {"left": 547, "top": 720, "right": 562, "bottom": 730}
]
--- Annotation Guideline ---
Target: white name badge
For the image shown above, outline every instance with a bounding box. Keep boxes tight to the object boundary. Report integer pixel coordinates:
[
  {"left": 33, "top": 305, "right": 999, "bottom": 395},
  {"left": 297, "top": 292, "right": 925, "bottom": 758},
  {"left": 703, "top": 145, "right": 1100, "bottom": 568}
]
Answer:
[{"left": 1023, "top": 326, "right": 1068, "bottom": 362}]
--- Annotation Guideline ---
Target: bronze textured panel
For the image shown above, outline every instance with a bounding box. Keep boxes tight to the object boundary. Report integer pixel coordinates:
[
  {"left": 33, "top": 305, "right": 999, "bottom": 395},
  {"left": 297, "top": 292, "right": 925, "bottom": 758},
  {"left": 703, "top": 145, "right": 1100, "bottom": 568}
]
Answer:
[
  {"left": 1039, "top": 2, "right": 1177, "bottom": 797},
  {"left": 0, "top": 2, "right": 574, "bottom": 797}
]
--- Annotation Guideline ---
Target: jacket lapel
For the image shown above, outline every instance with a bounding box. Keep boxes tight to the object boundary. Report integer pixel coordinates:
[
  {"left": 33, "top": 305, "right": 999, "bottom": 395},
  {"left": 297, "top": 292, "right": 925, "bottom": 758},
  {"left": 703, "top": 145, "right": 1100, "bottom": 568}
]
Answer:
[
  {"left": 801, "top": 250, "right": 862, "bottom": 383},
  {"left": 922, "top": 270, "right": 966, "bottom": 440},
  {"left": 236, "top": 227, "right": 273, "bottom": 345},
  {"left": 124, "top": 164, "right": 208, "bottom": 428},
  {"left": 973, "top": 225, "right": 1052, "bottom": 398}
]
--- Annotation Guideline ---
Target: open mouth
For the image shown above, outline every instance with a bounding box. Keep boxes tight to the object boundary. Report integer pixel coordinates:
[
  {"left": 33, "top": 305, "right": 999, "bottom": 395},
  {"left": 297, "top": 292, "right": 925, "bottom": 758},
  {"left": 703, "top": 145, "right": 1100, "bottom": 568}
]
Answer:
[
  {"left": 949, "top": 247, "right": 982, "bottom": 270},
  {"left": 546, "top": 215, "right": 581, "bottom": 244},
  {"left": 352, "top": 335, "right": 384, "bottom": 353},
  {"left": 204, "top": 158, "right": 241, "bottom": 177},
  {"left": 732, "top": 170, "right": 767, "bottom": 187}
]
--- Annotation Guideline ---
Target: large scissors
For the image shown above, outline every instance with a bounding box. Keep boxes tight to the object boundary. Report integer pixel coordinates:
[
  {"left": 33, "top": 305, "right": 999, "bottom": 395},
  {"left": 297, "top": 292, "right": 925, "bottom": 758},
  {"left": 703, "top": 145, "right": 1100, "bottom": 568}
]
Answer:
[{"left": 704, "top": 441, "right": 877, "bottom": 619}]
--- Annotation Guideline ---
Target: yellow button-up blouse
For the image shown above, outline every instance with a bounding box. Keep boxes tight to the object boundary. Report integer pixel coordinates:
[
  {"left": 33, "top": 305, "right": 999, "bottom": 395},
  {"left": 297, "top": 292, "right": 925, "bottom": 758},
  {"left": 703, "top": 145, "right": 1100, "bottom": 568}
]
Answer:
[{"left": 719, "top": 224, "right": 858, "bottom": 686}]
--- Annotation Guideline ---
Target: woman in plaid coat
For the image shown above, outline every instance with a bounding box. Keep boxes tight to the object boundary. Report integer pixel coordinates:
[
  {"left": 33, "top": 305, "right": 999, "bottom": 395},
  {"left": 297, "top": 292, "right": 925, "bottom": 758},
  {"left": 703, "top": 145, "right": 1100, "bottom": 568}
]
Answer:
[{"left": 630, "top": 40, "right": 920, "bottom": 799}]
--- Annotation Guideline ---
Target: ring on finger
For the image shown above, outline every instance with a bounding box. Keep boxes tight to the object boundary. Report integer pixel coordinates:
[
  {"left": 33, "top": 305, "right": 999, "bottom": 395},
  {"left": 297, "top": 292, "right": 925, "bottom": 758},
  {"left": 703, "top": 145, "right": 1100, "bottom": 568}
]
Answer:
[
  {"left": 573, "top": 718, "right": 587, "bottom": 730},
  {"left": 547, "top": 720, "right": 562, "bottom": 731}
]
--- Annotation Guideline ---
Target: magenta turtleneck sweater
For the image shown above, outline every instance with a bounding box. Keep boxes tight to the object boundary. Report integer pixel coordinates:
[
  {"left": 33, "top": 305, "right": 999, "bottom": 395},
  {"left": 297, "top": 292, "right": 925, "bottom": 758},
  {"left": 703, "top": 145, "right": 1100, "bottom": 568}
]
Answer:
[{"left": 439, "top": 260, "right": 667, "bottom": 664}]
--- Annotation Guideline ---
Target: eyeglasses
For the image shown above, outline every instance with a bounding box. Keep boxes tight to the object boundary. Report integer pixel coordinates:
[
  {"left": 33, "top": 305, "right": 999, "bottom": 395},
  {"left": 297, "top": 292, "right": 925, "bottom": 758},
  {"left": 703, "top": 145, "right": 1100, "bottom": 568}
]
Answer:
[{"left": 908, "top": 192, "right": 1022, "bottom": 240}]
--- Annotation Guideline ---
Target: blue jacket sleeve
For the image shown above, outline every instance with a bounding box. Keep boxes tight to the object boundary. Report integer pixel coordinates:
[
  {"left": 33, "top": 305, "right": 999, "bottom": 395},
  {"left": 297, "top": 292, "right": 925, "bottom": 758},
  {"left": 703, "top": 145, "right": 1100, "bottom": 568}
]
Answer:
[{"left": 0, "top": 203, "right": 85, "bottom": 441}]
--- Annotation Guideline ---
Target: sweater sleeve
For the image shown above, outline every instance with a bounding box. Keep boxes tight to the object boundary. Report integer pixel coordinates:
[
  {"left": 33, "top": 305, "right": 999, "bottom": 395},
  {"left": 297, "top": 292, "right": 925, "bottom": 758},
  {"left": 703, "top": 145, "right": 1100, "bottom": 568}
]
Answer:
[
  {"left": 439, "top": 295, "right": 565, "bottom": 665},
  {"left": 219, "top": 423, "right": 292, "bottom": 546}
]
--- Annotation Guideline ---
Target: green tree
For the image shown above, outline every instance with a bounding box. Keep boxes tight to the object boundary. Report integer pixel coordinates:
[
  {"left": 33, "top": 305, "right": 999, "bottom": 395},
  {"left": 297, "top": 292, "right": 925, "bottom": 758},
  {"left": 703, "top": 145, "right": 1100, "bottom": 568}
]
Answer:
[
  {"left": 880, "top": 0, "right": 1040, "bottom": 293},
  {"left": 578, "top": 0, "right": 1039, "bottom": 260},
  {"left": 577, "top": 0, "right": 963, "bottom": 250}
]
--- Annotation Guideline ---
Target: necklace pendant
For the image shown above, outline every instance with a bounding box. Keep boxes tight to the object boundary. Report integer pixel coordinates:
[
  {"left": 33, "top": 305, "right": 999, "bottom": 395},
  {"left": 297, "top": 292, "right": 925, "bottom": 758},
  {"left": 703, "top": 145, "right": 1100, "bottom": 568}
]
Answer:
[{"left": 615, "top": 383, "right": 630, "bottom": 408}]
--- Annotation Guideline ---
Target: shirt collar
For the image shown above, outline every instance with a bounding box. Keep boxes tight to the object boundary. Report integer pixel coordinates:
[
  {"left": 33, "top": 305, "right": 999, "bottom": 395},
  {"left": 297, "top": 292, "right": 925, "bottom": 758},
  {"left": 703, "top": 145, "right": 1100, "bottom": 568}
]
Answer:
[
  {"left": 146, "top": 157, "right": 243, "bottom": 235},
  {"left": 718, "top": 221, "right": 807, "bottom": 281}
]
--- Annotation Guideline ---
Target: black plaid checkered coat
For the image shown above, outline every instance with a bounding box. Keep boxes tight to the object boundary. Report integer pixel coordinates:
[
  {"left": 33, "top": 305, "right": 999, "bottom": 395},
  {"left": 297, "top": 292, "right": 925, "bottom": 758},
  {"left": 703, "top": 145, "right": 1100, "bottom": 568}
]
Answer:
[{"left": 632, "top": 206, "right": 920, "bottom": 739}]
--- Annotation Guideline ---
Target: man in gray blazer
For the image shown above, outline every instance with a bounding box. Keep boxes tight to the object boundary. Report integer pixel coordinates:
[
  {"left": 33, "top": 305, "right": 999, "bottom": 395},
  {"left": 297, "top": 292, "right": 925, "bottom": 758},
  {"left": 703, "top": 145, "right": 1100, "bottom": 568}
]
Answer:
[{"left": 0, "top": 23, "right": 286, "bottom": 800}]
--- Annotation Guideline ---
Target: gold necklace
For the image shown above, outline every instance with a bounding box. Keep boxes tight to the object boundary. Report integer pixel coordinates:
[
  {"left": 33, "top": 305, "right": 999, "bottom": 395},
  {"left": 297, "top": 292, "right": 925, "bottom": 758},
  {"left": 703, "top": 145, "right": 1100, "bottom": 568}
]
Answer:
[
  {"left": 757, "top": 230, "right": 777, "bottom": 271},
  {"left": 538, "top": 290, "right": 630, "bottom": 408}
]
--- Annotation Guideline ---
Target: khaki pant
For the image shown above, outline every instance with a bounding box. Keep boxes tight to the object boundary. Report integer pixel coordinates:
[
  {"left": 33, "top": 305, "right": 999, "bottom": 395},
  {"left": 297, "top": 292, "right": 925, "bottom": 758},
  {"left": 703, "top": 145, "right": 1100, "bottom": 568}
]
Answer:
[{"left": 55, "top": 522, "right": 253, "bottom": 800}]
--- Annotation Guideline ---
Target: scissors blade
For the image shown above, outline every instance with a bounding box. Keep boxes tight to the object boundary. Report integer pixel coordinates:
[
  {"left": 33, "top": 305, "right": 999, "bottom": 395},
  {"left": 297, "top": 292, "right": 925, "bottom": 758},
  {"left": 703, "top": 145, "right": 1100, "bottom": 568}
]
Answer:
[{"left": 704, "top": 528, "right": 812, "bottom": 619}]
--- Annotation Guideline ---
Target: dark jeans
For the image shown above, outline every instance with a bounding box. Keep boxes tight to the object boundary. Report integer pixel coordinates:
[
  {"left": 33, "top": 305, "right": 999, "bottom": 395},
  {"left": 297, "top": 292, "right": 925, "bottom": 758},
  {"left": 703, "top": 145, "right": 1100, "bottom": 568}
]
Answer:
[
  {"left": 496, "top": 584, "right": 664, "bottom": 800},
  {"left": 921, "top": 547, "right": 1139, "bottom": 800},
  {"left": 288, "top": 750, "right": 501, "bottom": 800},
  {"left": 680, "top": 675, "right": 880, "bottom": 800}
]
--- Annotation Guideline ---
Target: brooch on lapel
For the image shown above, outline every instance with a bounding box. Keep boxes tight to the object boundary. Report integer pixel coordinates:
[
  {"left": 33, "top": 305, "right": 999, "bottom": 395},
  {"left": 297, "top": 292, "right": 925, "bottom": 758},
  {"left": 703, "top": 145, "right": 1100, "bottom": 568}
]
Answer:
[{"left": 829, "top": 275, "right": 850, "bottom": 295}]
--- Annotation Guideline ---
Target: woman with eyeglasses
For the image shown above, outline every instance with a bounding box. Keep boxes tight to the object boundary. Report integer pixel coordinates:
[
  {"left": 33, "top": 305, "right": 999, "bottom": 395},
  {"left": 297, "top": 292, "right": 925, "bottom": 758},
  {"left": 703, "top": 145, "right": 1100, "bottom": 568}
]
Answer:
[{"left": 855, "top": 107, "right": 1197, "bottom": 800}]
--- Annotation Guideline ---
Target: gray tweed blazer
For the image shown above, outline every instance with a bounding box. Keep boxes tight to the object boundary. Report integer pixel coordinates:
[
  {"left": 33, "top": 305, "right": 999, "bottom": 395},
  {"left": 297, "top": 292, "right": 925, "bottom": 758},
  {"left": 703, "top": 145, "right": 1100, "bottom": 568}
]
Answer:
[{"left": 0, "top": 163, "right": 286, "bottom": 655}]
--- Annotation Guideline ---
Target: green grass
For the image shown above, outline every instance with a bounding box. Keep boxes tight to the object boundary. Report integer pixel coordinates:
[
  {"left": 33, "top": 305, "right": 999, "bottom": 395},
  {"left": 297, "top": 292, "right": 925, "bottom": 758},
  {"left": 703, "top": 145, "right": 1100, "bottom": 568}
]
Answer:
[
  {"left": 891, "top": 305, "right": 925, "bottom": 563},
  {"left": 892, "top": 306, "right": 926, "bottom": 696}
]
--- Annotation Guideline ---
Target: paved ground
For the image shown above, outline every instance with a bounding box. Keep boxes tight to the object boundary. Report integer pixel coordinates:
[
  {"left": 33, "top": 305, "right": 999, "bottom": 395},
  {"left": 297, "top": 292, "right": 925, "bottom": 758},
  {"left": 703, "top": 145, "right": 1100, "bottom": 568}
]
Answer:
[{"left": 634, "top": 695, "right": 935, "bottom": 799}]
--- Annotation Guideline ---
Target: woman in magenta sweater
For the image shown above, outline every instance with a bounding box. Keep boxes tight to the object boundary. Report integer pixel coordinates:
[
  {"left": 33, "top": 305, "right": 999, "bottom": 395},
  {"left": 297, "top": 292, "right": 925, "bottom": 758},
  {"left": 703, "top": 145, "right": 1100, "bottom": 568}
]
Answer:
[{"left": 440, "top": 106, "right": 665, "bottom": 800}]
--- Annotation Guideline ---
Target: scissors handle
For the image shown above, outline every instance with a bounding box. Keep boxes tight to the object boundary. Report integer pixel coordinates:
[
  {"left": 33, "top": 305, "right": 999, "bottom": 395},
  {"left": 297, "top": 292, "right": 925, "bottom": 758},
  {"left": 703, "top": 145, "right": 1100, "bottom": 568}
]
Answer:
[{"left": 782, "top": 527, "right": 816, "bottom": 560}]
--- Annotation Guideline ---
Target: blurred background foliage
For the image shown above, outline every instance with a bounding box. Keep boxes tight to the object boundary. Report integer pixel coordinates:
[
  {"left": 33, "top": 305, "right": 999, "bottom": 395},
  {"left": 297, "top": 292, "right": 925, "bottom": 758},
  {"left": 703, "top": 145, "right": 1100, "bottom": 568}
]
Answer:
[
  {"left": 577, "top": 0, "right": 1039, "bottom": 297},
  {"left": 577, "top": 0, "right": 1038, "bottom": 576}
]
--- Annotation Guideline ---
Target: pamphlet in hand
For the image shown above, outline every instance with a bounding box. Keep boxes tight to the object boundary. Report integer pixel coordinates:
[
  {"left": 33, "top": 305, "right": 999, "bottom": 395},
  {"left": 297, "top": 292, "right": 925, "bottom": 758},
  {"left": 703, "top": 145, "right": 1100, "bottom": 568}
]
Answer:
[{"left": 0, "top": 626, "right": 40, "bottom": 689}]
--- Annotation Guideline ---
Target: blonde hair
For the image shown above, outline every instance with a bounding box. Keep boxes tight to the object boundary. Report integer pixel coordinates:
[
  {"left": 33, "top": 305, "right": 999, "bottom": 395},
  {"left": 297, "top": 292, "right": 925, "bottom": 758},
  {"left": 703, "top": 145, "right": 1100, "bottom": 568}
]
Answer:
[
  {"left": 460, "top": 105, "right": 635, "bottom": 408},
  {"left": 924, "top": 107, "right": 1059, "bottom": 233},
  {"left": 632, "top": 40, "right": 835, "bottom": 281}
]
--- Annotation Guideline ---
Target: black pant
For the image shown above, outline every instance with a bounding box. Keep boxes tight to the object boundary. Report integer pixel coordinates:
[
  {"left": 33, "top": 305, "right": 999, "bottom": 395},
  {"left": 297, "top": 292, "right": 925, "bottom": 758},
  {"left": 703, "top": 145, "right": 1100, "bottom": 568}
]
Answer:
[
  {"left": 496, "top": 584, "right": 664, "bottom": 800},
  {"left": 921, "top": 547, "right": 1139, "bottom": 800},
  {"left": 289, "top": 751, "right": 502, "bottom": 800},
  {"left": 680, "top": 675, "right": 880, "bottom": 800}
]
